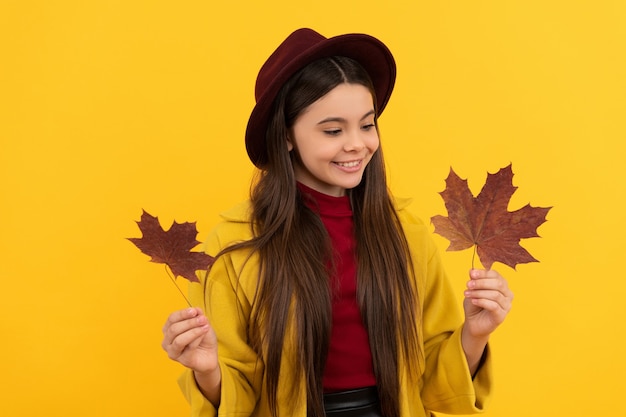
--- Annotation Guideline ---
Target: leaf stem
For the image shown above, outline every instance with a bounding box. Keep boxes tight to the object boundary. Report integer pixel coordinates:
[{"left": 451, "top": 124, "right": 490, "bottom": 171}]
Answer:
[
  {"left": 165, "top": 266, "right": 192, "bottom": 307},
  {"left": 472, "top": 245, "right": 476, "bottom": 270}
]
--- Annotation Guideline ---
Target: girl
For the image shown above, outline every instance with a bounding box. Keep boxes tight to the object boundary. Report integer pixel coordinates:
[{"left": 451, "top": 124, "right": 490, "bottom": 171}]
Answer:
[{"left": 161, "top": 28, "right": 513, "bottom": 417}]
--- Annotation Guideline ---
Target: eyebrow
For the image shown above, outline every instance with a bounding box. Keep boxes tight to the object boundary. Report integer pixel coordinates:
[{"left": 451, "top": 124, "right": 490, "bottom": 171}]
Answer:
[{"left": 316, "top": 109, "right": 376, "bottom": 125}]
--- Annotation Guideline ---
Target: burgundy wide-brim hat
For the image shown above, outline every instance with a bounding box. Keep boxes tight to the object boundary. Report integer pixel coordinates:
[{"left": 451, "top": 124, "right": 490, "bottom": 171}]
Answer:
[{"left": 245, "top": 28, "right": 397, "bottom": 168}]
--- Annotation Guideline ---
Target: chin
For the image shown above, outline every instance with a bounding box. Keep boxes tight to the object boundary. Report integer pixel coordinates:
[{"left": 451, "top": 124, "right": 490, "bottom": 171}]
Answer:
[{"left": 340, "top": 178, "right": 365, "bottom": 191}]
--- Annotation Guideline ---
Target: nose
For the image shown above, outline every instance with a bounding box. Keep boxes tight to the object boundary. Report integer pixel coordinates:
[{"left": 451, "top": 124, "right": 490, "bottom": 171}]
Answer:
[{"left": 343, "top": 129, "right": 366, "bottom": 152}]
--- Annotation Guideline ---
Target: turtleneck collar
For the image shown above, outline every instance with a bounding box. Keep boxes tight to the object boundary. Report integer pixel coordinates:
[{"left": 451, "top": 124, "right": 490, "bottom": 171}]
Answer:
[{"left": 296, "top": 182, "right": 353, "bottom": 217}]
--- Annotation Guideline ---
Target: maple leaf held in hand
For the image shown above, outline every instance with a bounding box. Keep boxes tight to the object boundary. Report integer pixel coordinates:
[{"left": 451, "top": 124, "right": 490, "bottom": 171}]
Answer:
[
  {"left": 128, "top": 210, "right": 214, "bottom": 283},
  {"left": 431, "top": 164, "right": 551, "bottom": 270}
]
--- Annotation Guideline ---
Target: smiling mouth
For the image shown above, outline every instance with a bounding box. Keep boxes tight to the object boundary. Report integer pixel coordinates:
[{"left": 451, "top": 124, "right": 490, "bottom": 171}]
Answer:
[{"left": 334, "top": 160, "right": 361, "bottom": 168}]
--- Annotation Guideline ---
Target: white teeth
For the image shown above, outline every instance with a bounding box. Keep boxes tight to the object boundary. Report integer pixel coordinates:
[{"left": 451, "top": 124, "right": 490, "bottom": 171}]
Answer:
[{"left": 336, "top": 161, "right": 359, "bottom": 168}]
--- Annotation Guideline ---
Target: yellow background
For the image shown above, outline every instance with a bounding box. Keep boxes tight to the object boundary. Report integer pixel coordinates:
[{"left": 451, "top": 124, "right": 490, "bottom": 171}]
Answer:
[{"left": 1, "top": 1, "right": 624, "bottom": 416}]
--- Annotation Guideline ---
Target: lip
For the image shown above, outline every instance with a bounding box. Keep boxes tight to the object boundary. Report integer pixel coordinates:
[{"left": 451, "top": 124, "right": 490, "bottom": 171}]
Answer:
[{"left": 332, "top": 159, "right": 363, "bottom": 172}]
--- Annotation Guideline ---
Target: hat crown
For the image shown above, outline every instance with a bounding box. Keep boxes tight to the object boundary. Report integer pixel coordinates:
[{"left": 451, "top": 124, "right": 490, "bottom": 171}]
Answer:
[{"left": 255, "top": 28, "right": 326, "bottom": 102}]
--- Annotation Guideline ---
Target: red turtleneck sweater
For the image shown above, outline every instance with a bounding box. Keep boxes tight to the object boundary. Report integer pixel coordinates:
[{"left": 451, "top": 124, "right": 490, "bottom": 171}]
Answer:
[{"left": 297, "top": 183, "right": 376, "bottom": 392}]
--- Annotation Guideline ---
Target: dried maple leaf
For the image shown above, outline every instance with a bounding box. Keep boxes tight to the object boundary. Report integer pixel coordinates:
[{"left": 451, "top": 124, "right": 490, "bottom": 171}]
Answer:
[
  {"left": 431, "top": 164, "right": 551, "bottom": 270},
  {"left": 128, "top": 210, "right": 214, "bottom": 282}
]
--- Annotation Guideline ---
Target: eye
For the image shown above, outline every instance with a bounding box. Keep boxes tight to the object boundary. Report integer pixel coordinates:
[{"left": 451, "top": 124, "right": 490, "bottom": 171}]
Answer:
[
  {"left": 361, "top": 123, "right": 376, "bottom": 131},
  {"left": 324, "top": 129, "right": 342, "bottom": 136}
]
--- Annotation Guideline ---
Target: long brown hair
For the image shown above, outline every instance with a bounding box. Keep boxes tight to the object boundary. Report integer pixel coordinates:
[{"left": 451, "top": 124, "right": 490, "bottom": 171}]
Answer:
[{"left": 215, "top": 56, "right": 422, "bottom": 417}]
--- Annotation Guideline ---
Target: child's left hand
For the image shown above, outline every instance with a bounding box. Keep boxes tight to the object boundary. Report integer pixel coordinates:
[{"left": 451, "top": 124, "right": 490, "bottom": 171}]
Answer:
[{"left": 463, "top": 269, "right": 514, "bottom": 339}]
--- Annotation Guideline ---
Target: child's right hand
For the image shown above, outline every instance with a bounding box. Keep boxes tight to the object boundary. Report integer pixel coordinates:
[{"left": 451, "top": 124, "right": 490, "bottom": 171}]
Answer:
[{"left": 161, "top": 307, "right": 219, "bottom": 374}]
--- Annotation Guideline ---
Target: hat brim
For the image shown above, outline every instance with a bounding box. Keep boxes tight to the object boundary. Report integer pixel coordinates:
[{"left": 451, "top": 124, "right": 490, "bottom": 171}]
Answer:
[{"left": 245, "top": 32, "right": 396, "bottom": 168}]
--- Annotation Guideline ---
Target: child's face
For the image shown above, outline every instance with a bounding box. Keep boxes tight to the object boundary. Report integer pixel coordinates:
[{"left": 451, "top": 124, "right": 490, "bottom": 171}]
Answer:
[{"left": 288, "top": 83, "right": 379, "bottom": 197}]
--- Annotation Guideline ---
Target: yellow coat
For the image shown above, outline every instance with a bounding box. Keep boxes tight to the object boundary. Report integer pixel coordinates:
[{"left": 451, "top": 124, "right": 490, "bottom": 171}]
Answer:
[{"left": 179, "top": 198, "right": 492, "bottom": 416}]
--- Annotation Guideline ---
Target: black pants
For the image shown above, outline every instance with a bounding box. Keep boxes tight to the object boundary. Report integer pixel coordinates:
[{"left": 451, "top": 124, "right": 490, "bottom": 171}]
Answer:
[{"left": 323, "top": 387, "right": 383, "bottom": 417}]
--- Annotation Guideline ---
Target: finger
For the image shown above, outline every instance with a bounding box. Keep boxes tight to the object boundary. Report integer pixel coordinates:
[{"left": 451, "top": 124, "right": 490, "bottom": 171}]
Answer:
[
  {"left": 466, "top": 270, "right": 514, "bottom": 307},
  {"left": 162, "top": 322, "right": 211, "bottom": 358},
  {"left": 468, "top": 271, "right": 511, "bottom": 293},
  {"left": 162, "top": 307, "right": 203, "bottom": 333},
  {"left": 469, "top": 268, "right": 498, "bottom": 279},
  {"left": 467, "top": 297, "right": 509, "bottom": 324},
  {"left": 469, "top": 296, "right": 500, "bottom": 310},
  {"left": 465, "top": 289, "right": 513, "bottom": 312},
  {"left": 469, "top": 268, "right": 506, "bottom": 281},
  {"left": 163, "top": 313, "right": 209, "bottom": 344},
  {"left": 467, "top": 278, "right": 511, "bottom": 294}
]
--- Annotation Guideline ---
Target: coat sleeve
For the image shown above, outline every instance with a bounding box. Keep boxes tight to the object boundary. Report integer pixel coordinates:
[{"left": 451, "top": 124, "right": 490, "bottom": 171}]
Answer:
[
  {"left": 177, "top": 220, "right": 264, "bottom": 417},
  {"left": 399, "top": 207, "right": 493, "bottom": 414}
]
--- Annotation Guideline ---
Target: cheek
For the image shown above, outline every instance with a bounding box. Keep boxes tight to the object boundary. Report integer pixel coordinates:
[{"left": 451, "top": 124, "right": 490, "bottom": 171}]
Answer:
[{"left": 367, "top": 135, "right": 381, "bottom": 153}]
